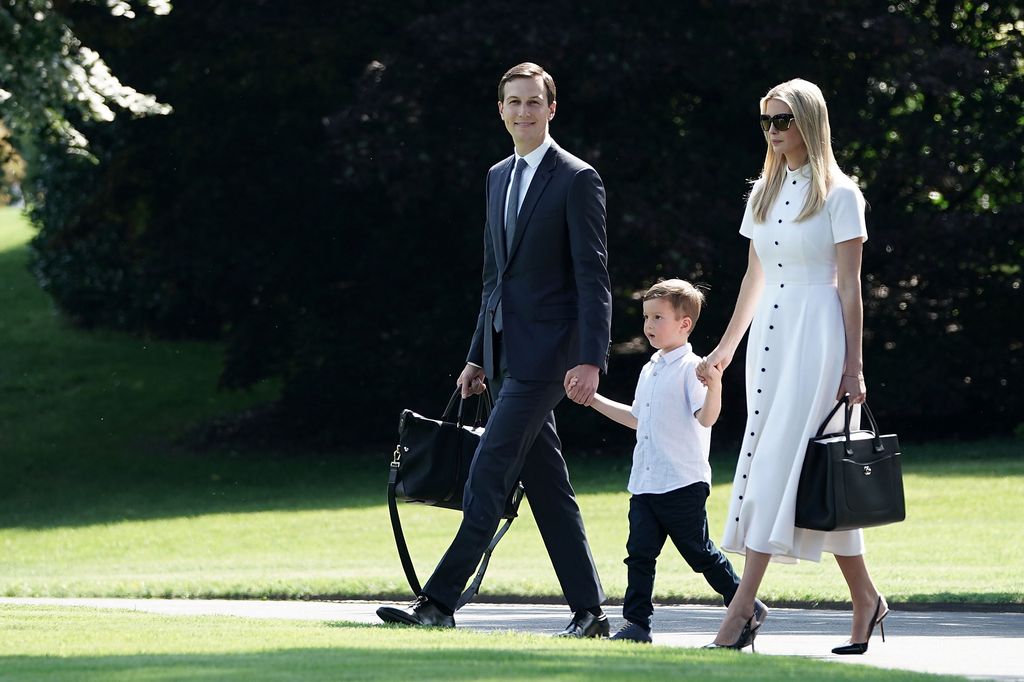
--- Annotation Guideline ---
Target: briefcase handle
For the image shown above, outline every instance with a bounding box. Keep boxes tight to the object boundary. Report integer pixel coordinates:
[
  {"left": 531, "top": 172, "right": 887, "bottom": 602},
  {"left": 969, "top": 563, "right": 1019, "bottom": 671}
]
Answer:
[
  {"left": 441, "top": 387, "right": 493, "bottom": 428},
  {"left": 815, "top": 395, "right": 884, "bottom": 456}
]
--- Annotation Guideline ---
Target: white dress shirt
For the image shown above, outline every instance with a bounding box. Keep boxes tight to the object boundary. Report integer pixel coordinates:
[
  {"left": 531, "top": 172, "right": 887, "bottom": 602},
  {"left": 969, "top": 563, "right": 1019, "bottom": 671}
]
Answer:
[
  {"left": 504, "top": 136, "right": 553, "bottom": 219},
  {"left": 628, "top": 343, "right": 712, "bottom": 495}
]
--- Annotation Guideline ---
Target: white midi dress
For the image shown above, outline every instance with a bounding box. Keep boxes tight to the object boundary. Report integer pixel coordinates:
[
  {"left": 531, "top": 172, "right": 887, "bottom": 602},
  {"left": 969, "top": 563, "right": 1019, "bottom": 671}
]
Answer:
[{"left": 720, "top": 164, "right": 869, "bottom": 563}]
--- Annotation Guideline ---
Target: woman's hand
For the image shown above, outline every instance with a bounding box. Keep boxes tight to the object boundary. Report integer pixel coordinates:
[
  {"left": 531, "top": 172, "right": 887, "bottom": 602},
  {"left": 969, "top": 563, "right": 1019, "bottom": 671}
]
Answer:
[
  {"left": 705, "top": 346, "right": 734, "bottom": 373},
  {"left": 696, "top": 347, "right": 733, "bottom": 386},
  {"left": 837, "top": 372, "right": 867, "bottom": 404}
]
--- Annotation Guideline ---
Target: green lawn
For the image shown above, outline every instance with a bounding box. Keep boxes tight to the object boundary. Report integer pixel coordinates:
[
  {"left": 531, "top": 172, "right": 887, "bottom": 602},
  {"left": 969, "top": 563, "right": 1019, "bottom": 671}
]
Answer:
[
  {"left": 1, "top": 206, "right": 1022, "bottom": 606},
  {"left": 0, "top": 605, "right": 964, "bottom": 681}
]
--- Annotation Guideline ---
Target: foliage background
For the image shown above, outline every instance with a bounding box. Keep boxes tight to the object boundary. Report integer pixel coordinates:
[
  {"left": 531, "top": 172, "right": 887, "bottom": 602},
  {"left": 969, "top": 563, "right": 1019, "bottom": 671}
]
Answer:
[{"left": 4, "top": 0, "right": 1022, "bottom": 448}]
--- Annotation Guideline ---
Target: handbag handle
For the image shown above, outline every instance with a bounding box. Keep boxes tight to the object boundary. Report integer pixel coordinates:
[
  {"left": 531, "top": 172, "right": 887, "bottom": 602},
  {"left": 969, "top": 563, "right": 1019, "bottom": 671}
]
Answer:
[
  {"left": 861, "top": 402, "right": 883, "bottom": 453},
  {"left": 815, "top": 395, "right": 885, "bottom": 455},
  {"left": 814, "top": 395, "right": 850, "bottom": 438},
  {"left": 441, "top": 387, "right": 493, "bottom": 428},
  {"left": 464, "top": 387, "right": 493, "bottom": 428}
]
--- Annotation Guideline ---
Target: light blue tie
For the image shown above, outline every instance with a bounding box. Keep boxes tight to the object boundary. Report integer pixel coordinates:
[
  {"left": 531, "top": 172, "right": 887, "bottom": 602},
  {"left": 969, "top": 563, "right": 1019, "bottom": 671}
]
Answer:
[
  {"left": 505, "top": 157, "right": 528, "bottom": 249},
  {"left": 494, "top": 158, "right": 527, "bottom": 333}
]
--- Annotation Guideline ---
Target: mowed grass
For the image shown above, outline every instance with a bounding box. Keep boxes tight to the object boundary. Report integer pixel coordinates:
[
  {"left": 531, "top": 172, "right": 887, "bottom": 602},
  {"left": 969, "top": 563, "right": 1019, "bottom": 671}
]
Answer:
[
  {"left": 0, "top": 605, "right": 965, "bottom": 681},
  {"left": 0, "top": 206, "right": 1022, "bottom": 606}
]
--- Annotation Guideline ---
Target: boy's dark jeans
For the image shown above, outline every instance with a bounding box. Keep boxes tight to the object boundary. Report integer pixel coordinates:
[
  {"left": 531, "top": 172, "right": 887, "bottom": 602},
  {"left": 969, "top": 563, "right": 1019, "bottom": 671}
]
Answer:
[{"left": 622, "top": 482, "right": 740, "bottom": 630}]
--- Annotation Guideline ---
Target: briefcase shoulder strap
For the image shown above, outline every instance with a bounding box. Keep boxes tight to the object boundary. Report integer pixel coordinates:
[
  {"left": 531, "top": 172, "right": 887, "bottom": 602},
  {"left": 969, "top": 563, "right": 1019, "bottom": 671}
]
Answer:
[
  {"left": 387, "top": 445, "right": 520, "bottom": 609},
  {"left": 388, "top": 453, "right": 421, "bottom": 595},
  {"left": 454, "top": 498, "right": 516, "bottom": 610}
]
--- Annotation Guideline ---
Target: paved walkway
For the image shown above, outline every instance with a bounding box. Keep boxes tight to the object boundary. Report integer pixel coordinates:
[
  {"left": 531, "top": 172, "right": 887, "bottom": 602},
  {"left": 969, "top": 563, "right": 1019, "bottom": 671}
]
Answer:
[{"left": 4, "top": 598, "right": 1022, "bottom": 680}]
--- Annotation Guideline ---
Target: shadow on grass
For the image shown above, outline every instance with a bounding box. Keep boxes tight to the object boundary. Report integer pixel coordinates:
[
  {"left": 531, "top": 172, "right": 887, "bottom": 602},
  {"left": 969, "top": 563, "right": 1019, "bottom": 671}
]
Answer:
[
  {"left": 0, "top": 448, "right": 630, "bottom": 530},
  {"left": 2, "top": 439, "right": 1021, "bottom": 530},
  {"left": 0, "top": 645, "right": 941, "bottom": 682}
]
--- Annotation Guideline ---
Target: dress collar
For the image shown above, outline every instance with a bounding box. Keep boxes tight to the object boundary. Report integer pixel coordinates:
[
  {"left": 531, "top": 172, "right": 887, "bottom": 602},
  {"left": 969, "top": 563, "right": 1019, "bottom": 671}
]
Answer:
[{"left": 786, "top": 163, "right": 812, "bottom": 181}]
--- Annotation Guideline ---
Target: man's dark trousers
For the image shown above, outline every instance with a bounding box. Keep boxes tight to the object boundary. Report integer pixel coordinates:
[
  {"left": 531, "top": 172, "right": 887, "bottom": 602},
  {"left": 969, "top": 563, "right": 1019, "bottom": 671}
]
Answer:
[
  {"left": 421, "top": 357, "right": 604, "bottom": 613},
  {"left": 622, "top": 482, "right": 739, "bottom": 630}
]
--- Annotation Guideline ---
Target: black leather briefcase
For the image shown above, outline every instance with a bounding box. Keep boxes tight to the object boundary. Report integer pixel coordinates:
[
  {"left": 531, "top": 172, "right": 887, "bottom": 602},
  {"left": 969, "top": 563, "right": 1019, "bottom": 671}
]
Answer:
[{"left": 386, "top": 388, "right": 523, "bottom": 607}]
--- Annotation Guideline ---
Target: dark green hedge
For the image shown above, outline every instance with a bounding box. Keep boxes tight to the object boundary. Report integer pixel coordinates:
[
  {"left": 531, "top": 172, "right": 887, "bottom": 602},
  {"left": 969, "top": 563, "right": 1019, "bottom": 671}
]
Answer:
[{"left": 25, "top": 1, "right": 1024, "bottom": 447}]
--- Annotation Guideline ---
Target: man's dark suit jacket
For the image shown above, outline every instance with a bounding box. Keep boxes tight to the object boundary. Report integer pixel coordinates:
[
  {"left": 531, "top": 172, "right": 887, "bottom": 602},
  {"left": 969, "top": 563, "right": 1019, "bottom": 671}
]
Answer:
[{"left": 467, "top": 142, "right": 611, "bottom": 381}]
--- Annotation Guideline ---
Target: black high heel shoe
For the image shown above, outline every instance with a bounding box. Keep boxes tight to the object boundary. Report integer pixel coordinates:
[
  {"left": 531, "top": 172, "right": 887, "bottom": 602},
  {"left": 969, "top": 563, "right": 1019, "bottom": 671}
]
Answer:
[
  {"left": 703, "top": 599, "right": 768, "bottom": 652},
  {"left": 832, "top": 595, "right": 889, "bottom": 655}
]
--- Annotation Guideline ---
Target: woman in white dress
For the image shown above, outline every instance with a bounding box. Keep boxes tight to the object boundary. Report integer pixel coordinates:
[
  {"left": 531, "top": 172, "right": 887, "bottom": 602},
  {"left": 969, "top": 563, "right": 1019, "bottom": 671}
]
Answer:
[{"left": 698, "top": 79, "right": 887, "bottom": 654}]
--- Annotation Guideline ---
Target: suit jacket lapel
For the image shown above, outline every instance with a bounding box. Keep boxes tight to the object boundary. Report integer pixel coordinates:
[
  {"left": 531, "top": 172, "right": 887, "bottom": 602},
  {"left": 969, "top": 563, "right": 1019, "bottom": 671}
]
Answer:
[
  {"left": 507, "top": 145, "right": 557, "bottom": 263},
  {"left": 491, "top": 156, "right": 514, "bottom": 267}
]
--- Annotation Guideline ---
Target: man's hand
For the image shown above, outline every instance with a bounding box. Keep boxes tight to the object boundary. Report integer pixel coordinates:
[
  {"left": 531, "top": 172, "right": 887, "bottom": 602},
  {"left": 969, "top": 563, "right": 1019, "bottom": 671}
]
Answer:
[
  {"left": 564, "top": 364, "right": 600, "bottom": 406},
  {"left": 457, "top": 364, "right": 487, "bottom": 399}
]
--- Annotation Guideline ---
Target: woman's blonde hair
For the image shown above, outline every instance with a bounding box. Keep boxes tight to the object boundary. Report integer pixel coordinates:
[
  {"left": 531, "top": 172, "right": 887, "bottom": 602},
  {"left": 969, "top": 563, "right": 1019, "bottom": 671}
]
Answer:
[{"left": 750, "top": 78, "right": 840, "bottom": 223}]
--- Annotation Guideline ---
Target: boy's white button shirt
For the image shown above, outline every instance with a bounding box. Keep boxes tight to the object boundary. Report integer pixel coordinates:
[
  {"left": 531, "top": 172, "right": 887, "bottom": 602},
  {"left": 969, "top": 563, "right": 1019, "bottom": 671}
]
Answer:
[{"left": 628, "top": 343, "right": 712, "bottom": 495}]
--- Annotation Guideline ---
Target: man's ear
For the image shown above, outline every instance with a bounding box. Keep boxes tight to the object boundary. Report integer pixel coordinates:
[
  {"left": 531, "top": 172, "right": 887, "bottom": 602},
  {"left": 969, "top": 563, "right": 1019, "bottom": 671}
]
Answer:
[
  {"left": 498, "top": 101, "right": 504, "bottom": 118},
  {"left": 548, "top": 100, "right": 557, "bottom": 120}
]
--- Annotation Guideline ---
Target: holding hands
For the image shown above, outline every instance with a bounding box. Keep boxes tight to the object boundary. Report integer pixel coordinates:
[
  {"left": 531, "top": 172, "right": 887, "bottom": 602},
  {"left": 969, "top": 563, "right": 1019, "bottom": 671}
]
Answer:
[
  {"left": 565, "top": 364, "right": 600, "bottom": 406},
  {"left": 698, "top": 360, "right": 724, "bottom": 389},
  {"left": 696, "top": 347, "right": 733, "bottom": 387}
]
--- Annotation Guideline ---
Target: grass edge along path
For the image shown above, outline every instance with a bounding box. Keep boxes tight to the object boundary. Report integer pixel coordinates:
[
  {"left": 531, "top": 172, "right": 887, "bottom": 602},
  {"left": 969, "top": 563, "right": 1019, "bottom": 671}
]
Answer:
[{"left": 0, "top": 604, "right": 967, "bottom": 682}]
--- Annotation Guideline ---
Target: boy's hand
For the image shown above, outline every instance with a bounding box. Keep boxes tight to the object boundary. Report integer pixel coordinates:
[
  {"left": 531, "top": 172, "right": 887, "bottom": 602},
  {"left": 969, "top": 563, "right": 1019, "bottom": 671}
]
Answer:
[
  {"left": 696, "top": 358, "right": 711, "bottom": 386},
  {"left": 699, "top": 360, "right": 723, "bottom": 389}
]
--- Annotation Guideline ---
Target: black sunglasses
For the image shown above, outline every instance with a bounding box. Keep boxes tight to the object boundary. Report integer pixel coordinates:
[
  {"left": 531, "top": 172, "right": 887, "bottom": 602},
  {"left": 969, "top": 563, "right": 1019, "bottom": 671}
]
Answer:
[{"left": 759, "top": 113, "right": 795, "bottom": 132}]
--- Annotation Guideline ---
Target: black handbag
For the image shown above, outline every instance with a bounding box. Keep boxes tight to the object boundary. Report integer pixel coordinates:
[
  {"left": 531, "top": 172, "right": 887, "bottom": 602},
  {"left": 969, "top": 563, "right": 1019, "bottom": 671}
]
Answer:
[
  {"left": 795, "top": 396, "right": 906, "bottom": 532},
  {"left": 387, "top": 388, "right": 524, "bottom": 608}
]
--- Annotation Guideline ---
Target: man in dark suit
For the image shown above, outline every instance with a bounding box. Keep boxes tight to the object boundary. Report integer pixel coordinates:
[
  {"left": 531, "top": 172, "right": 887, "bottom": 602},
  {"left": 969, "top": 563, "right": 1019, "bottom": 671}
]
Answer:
[{"left": 377, "top": 63, "right": 612, "bottom": 637}]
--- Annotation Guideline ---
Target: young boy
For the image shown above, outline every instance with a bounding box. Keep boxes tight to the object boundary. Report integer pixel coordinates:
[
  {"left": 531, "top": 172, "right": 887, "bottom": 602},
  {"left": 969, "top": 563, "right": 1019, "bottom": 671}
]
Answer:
[{"left": 585, "top": 279, "right": 744, "bottom": 643}]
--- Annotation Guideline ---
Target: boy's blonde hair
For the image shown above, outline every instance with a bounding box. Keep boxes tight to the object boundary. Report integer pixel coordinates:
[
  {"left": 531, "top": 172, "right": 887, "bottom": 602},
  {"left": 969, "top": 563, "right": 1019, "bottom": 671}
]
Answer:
[{"left": 643, "top": 279, "right": 705, "bottom": 325}]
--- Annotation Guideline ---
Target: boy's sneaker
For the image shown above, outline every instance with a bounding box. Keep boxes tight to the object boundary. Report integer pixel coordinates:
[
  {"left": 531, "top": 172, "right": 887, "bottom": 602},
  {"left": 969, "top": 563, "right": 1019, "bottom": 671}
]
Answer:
[{"left": 609, "top": 621, "right": 653, "bottom": 643}]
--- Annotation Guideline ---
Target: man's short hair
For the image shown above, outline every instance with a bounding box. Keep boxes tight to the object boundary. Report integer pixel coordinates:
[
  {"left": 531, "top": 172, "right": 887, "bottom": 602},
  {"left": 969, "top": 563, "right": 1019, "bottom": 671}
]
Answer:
[
  {"left": 498, "top": 62, "right": 557, "bottom": 104},
  {"left": 643, "top": 279, "right": 706, "bottom": 325}
]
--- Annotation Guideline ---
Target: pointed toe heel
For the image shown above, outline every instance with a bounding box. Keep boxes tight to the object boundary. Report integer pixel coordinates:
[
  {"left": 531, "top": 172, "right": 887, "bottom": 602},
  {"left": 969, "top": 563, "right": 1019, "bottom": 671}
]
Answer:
[
  {"left": 832, "top": 641, "right": 869, "bottom": 655},
  {"left": 832, "top": 595, "right": 889, "bottom": 655}
]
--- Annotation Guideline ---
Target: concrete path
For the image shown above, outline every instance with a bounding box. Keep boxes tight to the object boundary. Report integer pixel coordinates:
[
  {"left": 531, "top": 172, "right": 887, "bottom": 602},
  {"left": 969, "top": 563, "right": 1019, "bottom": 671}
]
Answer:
[{"left": 4, "top": 598, "right": 1022, "bottom": 681}]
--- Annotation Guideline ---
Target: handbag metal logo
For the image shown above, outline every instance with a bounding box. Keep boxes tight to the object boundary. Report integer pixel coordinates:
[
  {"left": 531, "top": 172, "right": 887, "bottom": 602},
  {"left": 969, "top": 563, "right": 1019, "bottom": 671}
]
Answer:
[{"left": 863, "top": 465, "right": 872, "bottom": 476}]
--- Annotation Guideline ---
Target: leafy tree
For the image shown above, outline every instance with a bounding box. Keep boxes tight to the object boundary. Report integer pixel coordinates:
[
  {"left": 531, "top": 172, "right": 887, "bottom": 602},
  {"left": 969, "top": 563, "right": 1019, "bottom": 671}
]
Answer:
[
  {"left": 323, "top": 0, "right": 1024, "bottom": 442},
  {"left": 7, "top": 0, "right": 1023, "bottom": 447},
  {"left": 1, "top": 122, "right": 26, "bottom": 204},
  {"left": 0, "top": 0, "right": 172, "bottom": 156}
]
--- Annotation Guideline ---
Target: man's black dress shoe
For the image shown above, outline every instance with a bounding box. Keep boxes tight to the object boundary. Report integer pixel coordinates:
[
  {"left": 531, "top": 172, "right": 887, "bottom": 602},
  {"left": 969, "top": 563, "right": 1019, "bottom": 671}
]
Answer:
[
  {"left": 553, "top": 610, "right": 610, "bottom": 638},
  {"left": 376, "top": 596, "right": 455, "bottom": 628}
]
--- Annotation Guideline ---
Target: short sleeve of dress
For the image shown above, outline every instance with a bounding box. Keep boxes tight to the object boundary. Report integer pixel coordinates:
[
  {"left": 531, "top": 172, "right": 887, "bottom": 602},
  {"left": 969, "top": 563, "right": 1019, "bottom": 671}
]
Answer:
[
  {"left": 827, "top": 181, "right": 868, "bottom": 244},
  {"left": 739, "top": 193, "right": 756, "bottom": 239}
]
